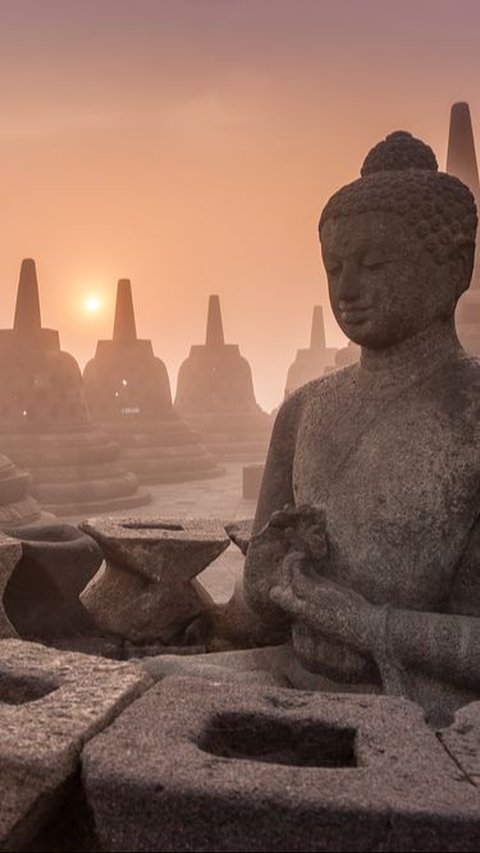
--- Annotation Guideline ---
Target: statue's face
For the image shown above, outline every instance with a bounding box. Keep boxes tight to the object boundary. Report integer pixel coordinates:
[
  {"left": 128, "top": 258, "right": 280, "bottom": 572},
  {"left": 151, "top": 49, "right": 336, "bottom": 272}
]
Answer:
[{"left": 321, "top": 210, "right": 458, "bottom": 349}]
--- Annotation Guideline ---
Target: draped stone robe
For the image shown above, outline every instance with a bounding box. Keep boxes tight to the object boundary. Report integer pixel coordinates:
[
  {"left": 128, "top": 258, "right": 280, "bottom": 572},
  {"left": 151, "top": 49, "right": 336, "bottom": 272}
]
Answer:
[{"left": 244, "top": 339, "right": 480, "bottom": 716}]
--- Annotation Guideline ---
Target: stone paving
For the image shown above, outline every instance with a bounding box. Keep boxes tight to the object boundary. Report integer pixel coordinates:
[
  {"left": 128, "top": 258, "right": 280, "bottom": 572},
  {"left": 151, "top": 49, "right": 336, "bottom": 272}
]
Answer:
[{"left": 63, "top": 462, "right": 257, "bottom": 604}]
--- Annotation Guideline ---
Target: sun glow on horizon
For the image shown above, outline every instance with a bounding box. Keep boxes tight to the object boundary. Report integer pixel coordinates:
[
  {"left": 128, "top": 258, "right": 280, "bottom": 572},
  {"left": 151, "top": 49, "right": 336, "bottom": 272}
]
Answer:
[{"left": 85, "top": 296, "right": 101, "bottom": 313}]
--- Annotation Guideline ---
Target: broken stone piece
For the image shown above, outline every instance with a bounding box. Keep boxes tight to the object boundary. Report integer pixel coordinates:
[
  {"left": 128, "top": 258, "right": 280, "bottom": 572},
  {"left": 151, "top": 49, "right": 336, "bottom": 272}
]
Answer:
[
  {"left": 79, "top": 516, "right": 230, "bottom": 644},
  {"left": 0, "top": 638, "right": 151, "bottom": 850}
]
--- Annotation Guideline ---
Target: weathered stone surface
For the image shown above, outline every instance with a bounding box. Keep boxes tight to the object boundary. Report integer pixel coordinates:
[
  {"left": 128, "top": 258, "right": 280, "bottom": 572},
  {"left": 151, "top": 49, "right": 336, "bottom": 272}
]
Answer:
[
  {"left": 79, "top": 516, "right": 230, "bottom": 643},
  {"left": 83, "top": 279, "right": 223, "bottom": 485},
  {"left": 82, "top": 677, "right": 480, "bottom": 852},
  {"left": 4, "top": 524, "right": 102, "bottom": 639},
  {"left": 0, "top": 535, "right": 22, "bottom": 638},
  {"left": 175, "top": 295, "right": 272, "bottom": 461},
  {"left": 0, "top": 638, "right": 152, "bottom": 851},
  {"left": 439, "top": 700, "right": 480, "bottom": 787},
  {"left": 0, "top": 259, "right": 150, "bottom": 515},
  {"left": 285, "top": 305, "right": 337, "bottom": 395}
]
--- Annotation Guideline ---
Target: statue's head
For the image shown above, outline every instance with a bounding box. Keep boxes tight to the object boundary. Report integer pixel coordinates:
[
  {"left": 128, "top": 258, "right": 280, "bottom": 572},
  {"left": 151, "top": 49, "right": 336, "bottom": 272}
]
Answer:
[{"left": 319, "top": 131, "right": 477, "bottom": 349}]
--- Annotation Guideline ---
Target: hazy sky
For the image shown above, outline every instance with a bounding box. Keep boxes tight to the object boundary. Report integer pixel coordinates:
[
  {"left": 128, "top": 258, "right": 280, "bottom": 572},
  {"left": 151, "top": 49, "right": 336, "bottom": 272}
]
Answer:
[{"left": 0, "top": 0, "right": 479, "bottom": 409}]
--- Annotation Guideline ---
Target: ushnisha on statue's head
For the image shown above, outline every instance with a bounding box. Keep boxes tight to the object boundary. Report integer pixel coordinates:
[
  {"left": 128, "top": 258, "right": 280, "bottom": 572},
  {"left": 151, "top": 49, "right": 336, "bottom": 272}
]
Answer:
[{"left": 319, "top": 130, "right": 478, "bottom": 349}]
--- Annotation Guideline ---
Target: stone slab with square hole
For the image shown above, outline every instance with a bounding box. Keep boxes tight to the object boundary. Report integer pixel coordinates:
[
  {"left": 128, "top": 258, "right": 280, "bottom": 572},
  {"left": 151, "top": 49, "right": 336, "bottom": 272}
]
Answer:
[
  {"left": 81, "top": 676, "right": 480, "bottom": 852},
  {"left": 0, "top": 638, "right": 152, "bottom": 852}
]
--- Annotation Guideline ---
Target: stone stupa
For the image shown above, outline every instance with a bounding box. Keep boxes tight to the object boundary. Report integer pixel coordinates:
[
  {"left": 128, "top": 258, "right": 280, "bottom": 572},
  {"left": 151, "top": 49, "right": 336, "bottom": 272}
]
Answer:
[
  {"left": 175, "top": 295, "right": 272, "bottom": 461},
  {"left": 0, "top": 454, "right": 47, "bottom": 531},
  {"left": 83, "top": 279, "right": 222, "bottom": 484},
  {"left": 446, "top": 102, "right": 480, "bottom": 354},
  {"left": 284, "top": 305, "right": 337, "bottom": 395},
  {"left": 0, "top": 259, "right": 149, "bottom": 515}
]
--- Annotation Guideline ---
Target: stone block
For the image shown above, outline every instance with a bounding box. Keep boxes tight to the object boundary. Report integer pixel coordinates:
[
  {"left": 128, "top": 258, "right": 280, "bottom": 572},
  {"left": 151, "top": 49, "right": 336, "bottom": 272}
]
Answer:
[
  {"left": 82, "top": 677, "right": 480, "bottom": 852},
  {"left": 0, "top": 638, "right": 152, "bottom": 851}
]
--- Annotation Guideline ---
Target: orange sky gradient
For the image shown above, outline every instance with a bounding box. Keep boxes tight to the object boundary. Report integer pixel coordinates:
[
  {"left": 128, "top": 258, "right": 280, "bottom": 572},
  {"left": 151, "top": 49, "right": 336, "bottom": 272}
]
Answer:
[{"left": 0, "top": 0, "right": 480, "bottom": 410}]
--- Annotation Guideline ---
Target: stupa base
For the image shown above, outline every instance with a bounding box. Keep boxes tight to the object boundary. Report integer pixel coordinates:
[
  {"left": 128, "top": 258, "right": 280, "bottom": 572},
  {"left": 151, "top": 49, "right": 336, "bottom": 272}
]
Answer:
[{"left": 42, "top": 488, "right": 151, "bottom": 518}]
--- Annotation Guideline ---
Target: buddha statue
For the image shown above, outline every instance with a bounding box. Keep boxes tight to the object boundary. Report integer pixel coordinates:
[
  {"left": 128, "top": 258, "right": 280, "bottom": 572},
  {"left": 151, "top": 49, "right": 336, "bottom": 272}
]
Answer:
[{"left": 147, "top": 131, "right": 480, "bottom": 726}]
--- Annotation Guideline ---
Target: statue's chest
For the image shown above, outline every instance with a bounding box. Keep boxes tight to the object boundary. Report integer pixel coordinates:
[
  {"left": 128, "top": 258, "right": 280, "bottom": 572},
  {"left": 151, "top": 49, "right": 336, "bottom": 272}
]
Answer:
[{"left": 293, "top": 390, "right": 480, "bottom": 607}]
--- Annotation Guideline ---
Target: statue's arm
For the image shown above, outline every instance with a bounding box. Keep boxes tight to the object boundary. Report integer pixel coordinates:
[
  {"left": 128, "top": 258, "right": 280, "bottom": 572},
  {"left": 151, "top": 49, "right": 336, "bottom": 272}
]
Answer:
[
  {"left": 206, "top": 391, "right": 304, "bottom": 649},
  {"left": 384, "top": 520, "right": 480, "bottom": 691},
  {"left": 381, "top": 607, "right": 480, "bottom": 691},
  {"left": 271, "top": 521, "right": 480, "bottom": 692}
]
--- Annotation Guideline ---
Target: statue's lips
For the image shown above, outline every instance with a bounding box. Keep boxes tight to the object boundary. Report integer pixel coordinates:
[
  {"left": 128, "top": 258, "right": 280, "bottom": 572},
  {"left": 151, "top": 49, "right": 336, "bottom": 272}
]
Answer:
[{"left": 339, "top": 306, "right": 373, "bottom": 324}]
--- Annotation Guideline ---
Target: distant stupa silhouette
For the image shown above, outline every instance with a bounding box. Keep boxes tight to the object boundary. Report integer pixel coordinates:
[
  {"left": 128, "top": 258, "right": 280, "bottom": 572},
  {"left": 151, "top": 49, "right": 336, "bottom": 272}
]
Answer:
[
  {"left": 175, "top": 295, "right": 272, "bottom": 461},
  {"left": 446, "top": 102, "right": 480, "bottom": 201},
  {"left": 83, "top": 279, "right": 222, "bottom": 483},
  {"left": 0, "top": 260, "right": 149, "bottom": 515},
  {"left": 446, "top": 102, "right": 480, "bottom": 353},
  {"left": 284, "top": 306, "right": 337, "bottom": 395}
]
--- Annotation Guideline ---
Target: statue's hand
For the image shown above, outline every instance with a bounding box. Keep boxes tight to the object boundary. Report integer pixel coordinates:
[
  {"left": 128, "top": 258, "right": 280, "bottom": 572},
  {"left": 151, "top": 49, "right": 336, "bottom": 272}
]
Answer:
[
  {"left": 260, "top": 503, "right": 328, "bottom": 566},
  {"left": 270, "top": 560, "right": 381, "bottom": 656}
]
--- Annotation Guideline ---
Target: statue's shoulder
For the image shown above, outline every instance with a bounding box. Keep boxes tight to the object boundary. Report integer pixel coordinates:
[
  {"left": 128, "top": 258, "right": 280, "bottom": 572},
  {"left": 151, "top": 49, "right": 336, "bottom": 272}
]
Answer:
[
  {"left": 273, "top": 367, "right": 355, "bottom": 431},
  {"left": 295, "top": 364, "right": 356, "bottom": 405},
  {"left": 440, "top": 352, "right": 480, "bottom": 421},
  {"left": 449, "top": 352, "right": 480, "bottom": 391}
]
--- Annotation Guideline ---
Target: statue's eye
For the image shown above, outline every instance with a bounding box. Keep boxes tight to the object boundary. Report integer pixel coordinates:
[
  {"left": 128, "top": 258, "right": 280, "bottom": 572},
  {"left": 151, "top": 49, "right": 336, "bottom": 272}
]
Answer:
[{"left": 363, "top": 258, "right": 386, "bottom": 271}]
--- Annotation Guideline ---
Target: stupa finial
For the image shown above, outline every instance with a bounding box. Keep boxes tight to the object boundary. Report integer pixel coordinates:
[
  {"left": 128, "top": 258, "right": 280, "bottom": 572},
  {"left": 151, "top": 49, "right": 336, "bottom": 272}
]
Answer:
[{"left": 113, "top": 279, "right": 137, "bottom": 343}]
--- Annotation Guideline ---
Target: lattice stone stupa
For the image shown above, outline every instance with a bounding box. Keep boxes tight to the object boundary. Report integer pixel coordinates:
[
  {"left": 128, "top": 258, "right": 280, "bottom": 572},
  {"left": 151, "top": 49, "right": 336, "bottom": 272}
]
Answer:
[
  {"left": 83, "top": 279, "right": 222, "bottom": 484},
  {"left": 0, "top": 260, "right": 149, "bottom": 515},
  {"left": 175, "top": 295, "right": 272, "bottom": 461}
]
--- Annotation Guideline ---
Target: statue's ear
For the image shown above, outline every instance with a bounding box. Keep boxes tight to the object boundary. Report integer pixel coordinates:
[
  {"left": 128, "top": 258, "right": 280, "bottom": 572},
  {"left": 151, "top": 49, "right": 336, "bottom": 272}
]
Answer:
[{"left": 451, "top": 241, "right": 475, "bottom": 298}]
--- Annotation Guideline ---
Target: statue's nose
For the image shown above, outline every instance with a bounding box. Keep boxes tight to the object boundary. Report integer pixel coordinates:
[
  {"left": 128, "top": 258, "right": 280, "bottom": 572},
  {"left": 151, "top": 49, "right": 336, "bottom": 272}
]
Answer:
[{"left": 337, "top": 260, "right": 361, "bottom": 303}]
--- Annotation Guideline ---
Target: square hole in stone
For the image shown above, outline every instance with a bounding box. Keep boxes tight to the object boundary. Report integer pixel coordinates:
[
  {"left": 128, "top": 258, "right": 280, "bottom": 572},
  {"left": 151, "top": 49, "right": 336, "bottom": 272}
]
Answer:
[
  {"left": 0, "top": 669, "right": 58, "bottom": 705},
  {"left": 197, "top": 712, "right": 357, "bottom": 768}
]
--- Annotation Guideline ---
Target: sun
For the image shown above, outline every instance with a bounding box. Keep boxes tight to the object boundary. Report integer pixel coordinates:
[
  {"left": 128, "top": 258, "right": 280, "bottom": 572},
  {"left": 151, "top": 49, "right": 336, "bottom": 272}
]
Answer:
[{"left": 85, "top": 296, "right": 101, "bottom": 313}]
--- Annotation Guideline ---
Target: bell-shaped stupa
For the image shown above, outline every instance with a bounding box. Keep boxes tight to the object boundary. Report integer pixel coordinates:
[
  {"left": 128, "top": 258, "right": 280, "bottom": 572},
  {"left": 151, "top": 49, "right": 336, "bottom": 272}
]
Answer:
[
  {"left": 284, "top": 306, "right": 337, "bottom": 395},
  {"left": 175, "top": 295, "right": 272, "bottom": 461},
  {"left": 0, "top": 259, "right": 149, "bottom": 515},
  {"left": 83, "top": 279, "right": 222, "bottom": 483},
  {"left": 446, "top": 102, "right": 480, "bottom": 353},
  {"left": 0, "top": 454, "right": 47, "bottom": 531}
]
